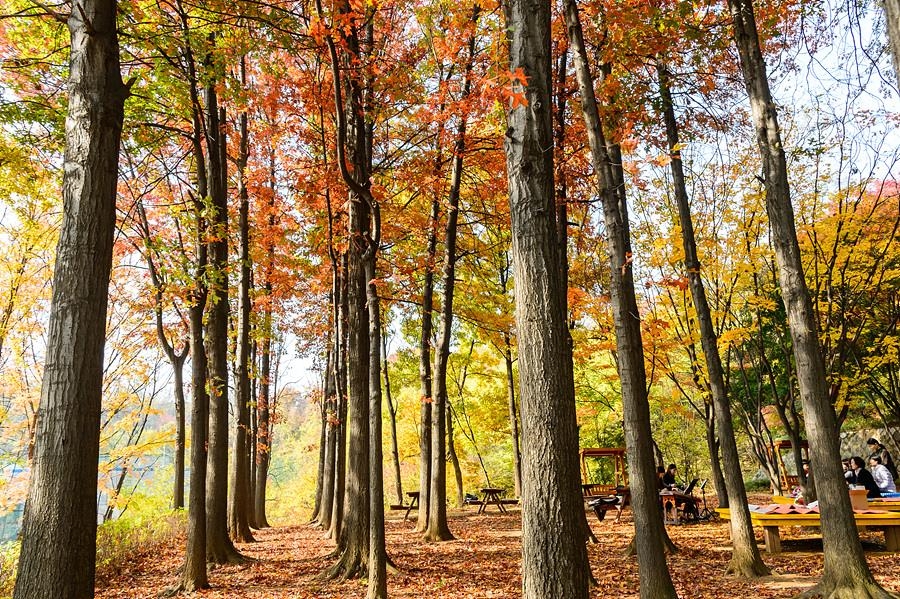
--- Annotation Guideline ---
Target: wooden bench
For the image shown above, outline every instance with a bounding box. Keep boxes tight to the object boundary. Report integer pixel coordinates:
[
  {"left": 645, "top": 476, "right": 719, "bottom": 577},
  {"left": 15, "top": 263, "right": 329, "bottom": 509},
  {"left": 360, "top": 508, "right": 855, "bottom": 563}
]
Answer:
[
  {"left": 718, "top": 507, "right": 900, "bottom": 553},
  {"left": 770, "top": 495, "right": 900, "bottom": 511}
]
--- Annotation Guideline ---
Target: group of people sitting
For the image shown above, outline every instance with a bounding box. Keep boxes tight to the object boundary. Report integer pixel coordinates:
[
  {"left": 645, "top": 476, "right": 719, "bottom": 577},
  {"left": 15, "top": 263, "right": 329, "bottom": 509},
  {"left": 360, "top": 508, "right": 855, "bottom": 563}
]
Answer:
[{"left": 842, "top": 438, "right": 898, "bottom": 498}]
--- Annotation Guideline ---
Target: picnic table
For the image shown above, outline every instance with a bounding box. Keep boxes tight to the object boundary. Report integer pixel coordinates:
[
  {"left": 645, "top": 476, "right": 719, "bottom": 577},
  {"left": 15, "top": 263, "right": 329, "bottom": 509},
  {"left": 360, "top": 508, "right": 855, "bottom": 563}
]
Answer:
[
  {"left": 718, "top": 506, "right": 900, "bottom": 553},
  {"left": 770, "top": 495, "right": 900, "bottom": 512},
  {"left": 477, "top": 488, "right": 509, "bottom": 515},
  {"left": 403, "top": 491, "right": 419, "bottom": 521},
  {"left": 660, "top": 490, "right": 699, "bottom": 525}
]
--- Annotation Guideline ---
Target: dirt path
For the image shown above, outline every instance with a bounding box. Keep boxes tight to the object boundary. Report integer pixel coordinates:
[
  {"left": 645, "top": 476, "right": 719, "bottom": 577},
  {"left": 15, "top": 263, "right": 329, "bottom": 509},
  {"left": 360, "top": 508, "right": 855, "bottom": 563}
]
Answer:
[{"left": 95, "top": 506, "right": 900, "bottom": 598}]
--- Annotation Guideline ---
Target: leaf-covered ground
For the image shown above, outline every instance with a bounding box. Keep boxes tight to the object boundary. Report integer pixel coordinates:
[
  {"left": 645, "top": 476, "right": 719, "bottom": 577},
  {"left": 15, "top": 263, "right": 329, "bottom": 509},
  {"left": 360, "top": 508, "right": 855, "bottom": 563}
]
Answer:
[{"left": 95, "top": 496, "right": 900, "bottom": 598}]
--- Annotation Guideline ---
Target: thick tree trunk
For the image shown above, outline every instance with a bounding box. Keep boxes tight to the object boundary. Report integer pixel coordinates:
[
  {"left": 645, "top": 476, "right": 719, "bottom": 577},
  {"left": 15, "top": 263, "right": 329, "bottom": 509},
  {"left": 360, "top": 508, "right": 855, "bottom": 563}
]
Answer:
[
  {"left": 321, "top": 0, "right": 374, "bottom": 574},
  {"left": 229, "top": 91, "right": 255, "bottom": 543},
  {"left": 366, "top": 255, "right": 387, "bottom": 599},
  {"left": 565, "top": 3, "right": 677, "bottom": 597},
  {"left": 180, "top": 298, "right": 211, "bottom": 591},
  {"left": 503, "top": 334, "right": 522, "bottom": 498},
  {"left": 729, "top": 1, "right": 897, "bottom": 597},
  {"left": 12, "top": 4, "right": 125, "bottom": 596},
  {"left": 203, "top": 76, "right": 241, "bottom": 565},
  {"left": 383, "top": 332, "right": 404, "bottom": 506},
  {"left": 884, "top": 0, "right": 900, "bottom": 80},
  {"left": 502, "top": 1, "right": 590, "bottom": 597},
  {"left": 326, "top": 192, "right": 370, "bottom": 578},
  {"left": 658, "top": 61, "right": 768, "bottom": 578}
]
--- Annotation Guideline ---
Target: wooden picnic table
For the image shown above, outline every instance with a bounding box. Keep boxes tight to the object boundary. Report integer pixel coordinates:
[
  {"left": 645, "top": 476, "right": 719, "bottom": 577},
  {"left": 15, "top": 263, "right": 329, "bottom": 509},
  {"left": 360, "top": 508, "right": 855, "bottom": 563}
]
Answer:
[
  {"left": 718, "top": 506, "right": 900, "bottom": 553},
  {"left": 770, "top": 495, "right": 900, "bottom": 511},
  {"left": 403, "top": 491, "right": 419, "bottom": 521},
  {"left": 478, "top": 488, "right": 508, "bottom": 515}
]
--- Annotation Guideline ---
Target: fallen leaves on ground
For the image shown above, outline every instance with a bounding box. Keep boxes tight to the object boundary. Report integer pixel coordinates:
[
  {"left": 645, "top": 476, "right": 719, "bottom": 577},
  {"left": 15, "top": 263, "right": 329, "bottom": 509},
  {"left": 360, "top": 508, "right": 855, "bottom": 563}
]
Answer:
[{"left": 95, "top": 495, "right": 900, "bottom": 598}]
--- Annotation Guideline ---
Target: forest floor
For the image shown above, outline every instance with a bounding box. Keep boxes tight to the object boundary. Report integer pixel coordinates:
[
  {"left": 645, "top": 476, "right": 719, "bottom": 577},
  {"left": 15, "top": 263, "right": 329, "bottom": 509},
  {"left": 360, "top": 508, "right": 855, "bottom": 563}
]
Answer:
[{"left": 95, "top": 494, "right": 900, "bottom": 598}]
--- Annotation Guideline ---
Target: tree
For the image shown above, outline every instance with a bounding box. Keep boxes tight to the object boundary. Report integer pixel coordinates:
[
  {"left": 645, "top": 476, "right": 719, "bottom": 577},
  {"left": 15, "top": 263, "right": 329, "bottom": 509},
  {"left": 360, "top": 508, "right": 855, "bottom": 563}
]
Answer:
[
  {"left": 728, "top": 0, "right": 898, "bottom": 596},
  {"left": 564, "top": 1, "right": 678, "bottom": 596},
  {"left": 657, "top": 60, "right": 768, "bottom": 578},
  {"left": 12, "top": 1, "right": 126, "bottom": 597},
  {"left": 502, "top": 0, "right": 589, "bottom": 596}
]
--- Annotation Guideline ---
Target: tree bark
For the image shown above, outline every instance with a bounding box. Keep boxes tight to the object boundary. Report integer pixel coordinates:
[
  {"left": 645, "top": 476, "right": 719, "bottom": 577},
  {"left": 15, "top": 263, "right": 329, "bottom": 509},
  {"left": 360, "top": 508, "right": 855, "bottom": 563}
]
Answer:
[
  {"left": 229, "top": 77, "right": 255, "bottom": 543},
  {"left": 658, "top": 61, "right": 768, "bottom": 578},
  {"left": 254, "top": 314, "right": 273, "bottom": 529},
  {"left": 203, "top": 68, "right": 242, "bottom": 565},
  {"left": 884, "top": 0, "right": 900, "bottom": 81},
  {"left": 447, "top": 402, "right": 465, "bottom": 508},
  {"left": 366, "top": 248, "right": 387, "bottom": 599},
  {"left": 502, "top": 1, "right": 590, "bottom": 596},
  {"left": 426, "top": 7, "right": 478, "bottom": 542},
  {"left": 503, "top": 335, "right": 522, "bottom": 498},
  {"left": 729, "top": 1, "right": 897, "bottom": 596},
  {"left": 383, "top": 331, "right": 404, "bottom": 506},
  {"left": 417, "top": 195, "right": 439, "bottom": 532},
  {"left": 565, "top": 3, "right": 677, "bottom": 597},
  {"left": 12, "top": 3, "right": 125, "bottom": 596}
]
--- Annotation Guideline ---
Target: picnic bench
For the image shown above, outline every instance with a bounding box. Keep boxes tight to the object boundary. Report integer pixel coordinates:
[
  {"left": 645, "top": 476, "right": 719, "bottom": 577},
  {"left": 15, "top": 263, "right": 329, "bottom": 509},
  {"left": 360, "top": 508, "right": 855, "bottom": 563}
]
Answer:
[
  {"left": 477, "top": 488, "right": 513, "bottom": 514},
  {"left": 770, "top": 495, "right": 900, "bottom": 511},
  {"left": 718, "top": 506, "right": 900, "bottom": 553}
]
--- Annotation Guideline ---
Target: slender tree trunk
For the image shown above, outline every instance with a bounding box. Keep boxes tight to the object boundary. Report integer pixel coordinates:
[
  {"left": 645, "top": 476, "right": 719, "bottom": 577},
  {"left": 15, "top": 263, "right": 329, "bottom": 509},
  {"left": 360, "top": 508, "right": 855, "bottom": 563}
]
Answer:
[
  {"left": 502, "top": 1, "right": 589, "bottom": 596},
  {"left": 503, "top": 334, "right": 522, "bottom": 498},
  {"left": 255, "top": 319, "right": 273, "bottom": 529},
  {"left": 383, "top": 332, "right": 404, "bottom": 506},
  {"left": 12, "top": 4, "right": 125, "bottom": 596},
  {"left": 704, "top": 406, "right": 728, "bottom": 508},
  {"left": 229, "top": 82, "right": 255, "bottom": 543},
  {"left": 417, "top": 197, "right": 438, "bottom": 531},
  {"left": 565, "top": 3, "right": 677, "bottom": 597},
  {"left": 329, "top": 258, "right": 349, "bottom": 541},
  {"left": 249, "top": 339, "right": 258, "bottom": 528},
  {"left": 366, "top": 253, "right": 387, "bottom": 599},
  {"left": 658, "top": 61, "right": 768, "bottom": 578},
  {"left": 729, "top": 1, "right": 896, "bottom": 596},
  {"left": 447, "top": 402, "right": 465, "bottom": 508},
  {"left": 425, "top": 6, "right": 478, "bottom": 543},
  {"left": 318, "top": 349, "right": 338, "bottom": 529},
  {"left": 173, "top": 355, "right": 187, "bottom": 510}
]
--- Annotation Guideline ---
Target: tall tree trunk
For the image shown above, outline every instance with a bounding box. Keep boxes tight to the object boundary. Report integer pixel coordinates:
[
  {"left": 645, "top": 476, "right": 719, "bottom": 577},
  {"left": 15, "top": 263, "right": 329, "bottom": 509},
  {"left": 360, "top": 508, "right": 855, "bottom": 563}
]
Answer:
[
  {"left": 12, "top": 3, "right": 125, "bottom": 596},
  {"left": 704, "top": 405, "right": 728, "bottom": 508},
  {"left": 658, "top": 61, "right": 768, "bottom": 578},
  {"left": 318, "top": 348, "right": 338, "bottom": 528},
  {"left": 425, "top": 5, "right": 478, "bottom": 543},
  {"left": 729, "top": 1, "right": 896, "bottom": 596},
  {"left": 229, "top": 76, "right": 255, "bottom": 542},
  {"left": 417, "top": 197, "right": 438, "bottom": 532},
  {"left": 249, "top": 338, "right": 258, "bottom": 527},
  {"left": 447, "top": 401, "right": 465, "bottom": 508},
  {"left": 565, "top": 3, "right": 677, "bottom": 597},
  {"left": 383, "top": 331, "right": 404, "bottom": 506},
  {"left": 203, "top": 69, "right": 241, "bottom": 565},
  {"left": 320, "top": 0, "right": 375, "bottom": 576},
  {"left": 254, "top": 313, "right": 273, "bottom": 529},
  {"left": 329, "top": 257, "right": 349, "bottom": 541},
  {"left": 503, "top": 334, "right": 522, "bottom": 498},
  {"left": 502, "top": 1, "right": 590, "bottom": 597},
  {"left": 884, "top": 0, "right": 900, "bottom": 80},
  {"left": 172, "top": 354, "right": 187, "bottom": 510},
  {"left": 366, "top": 250, "right": 387, "bottom": 599}
]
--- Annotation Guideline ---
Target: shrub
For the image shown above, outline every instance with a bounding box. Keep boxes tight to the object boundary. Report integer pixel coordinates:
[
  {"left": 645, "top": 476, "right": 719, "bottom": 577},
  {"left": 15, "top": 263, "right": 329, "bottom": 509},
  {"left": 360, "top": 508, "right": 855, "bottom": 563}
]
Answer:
[
  {"left": 95, "top": 508, "right": 185, "bottom": 580},
  {"left": 0, "top": 541, "right": 20, "bottom": 599}
]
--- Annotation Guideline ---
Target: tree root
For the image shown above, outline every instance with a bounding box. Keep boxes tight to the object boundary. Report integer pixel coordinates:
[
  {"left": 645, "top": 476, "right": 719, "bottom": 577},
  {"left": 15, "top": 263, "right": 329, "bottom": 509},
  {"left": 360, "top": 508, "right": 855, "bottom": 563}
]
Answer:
[
  {"left": 207, "top": 542, "right": 248, "bottom": 566},
  {"left": 160, "top": 578, "right": 210, "bottom": 597},
  {"left": 422, "top": 524, "right": 455, "bottom": 542},
  {"left": 321, "top": 545, "right": 367, "bottom": 581},
  {"left": 725, "top": 556, "right": 771, "bottom": 579},
  {"left": 797, "top": 580, "right": 900, "bottom": 599}
]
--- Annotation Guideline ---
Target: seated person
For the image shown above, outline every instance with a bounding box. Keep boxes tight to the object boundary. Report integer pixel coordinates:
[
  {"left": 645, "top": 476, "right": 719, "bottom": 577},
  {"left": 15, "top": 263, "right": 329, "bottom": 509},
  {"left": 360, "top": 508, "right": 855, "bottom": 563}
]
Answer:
[
  {"left": 663, "top": 464, "right": 678, "bottom": 490},
  {"left": 657, "top": 466, "right": 666, "bottom": 490},
  {"left": 849, "top": 456, "right": 882, "bottom": 498},
  {"left": 869, "top": 455, "right": 898, "bottom": 494},
  {"left": 843, "top": 458, "right": 855, "bottom": 483}
]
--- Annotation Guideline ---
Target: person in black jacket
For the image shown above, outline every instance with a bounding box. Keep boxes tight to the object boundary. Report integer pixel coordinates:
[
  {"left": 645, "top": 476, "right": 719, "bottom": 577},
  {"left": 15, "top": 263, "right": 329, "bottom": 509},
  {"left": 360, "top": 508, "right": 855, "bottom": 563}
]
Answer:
[{"left": 849, "top": 456, "right": 882, "bottom": 498}]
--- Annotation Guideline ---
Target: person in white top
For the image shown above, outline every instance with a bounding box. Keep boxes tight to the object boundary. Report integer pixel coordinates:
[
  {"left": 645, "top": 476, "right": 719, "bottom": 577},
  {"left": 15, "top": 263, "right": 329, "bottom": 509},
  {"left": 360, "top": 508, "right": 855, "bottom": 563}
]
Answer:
[{"left": 869, "top": 455, "right": 897, "bottom": 493}]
